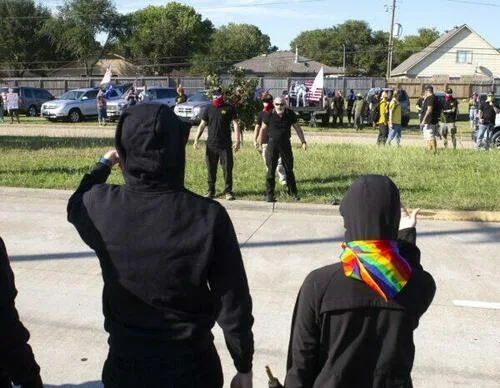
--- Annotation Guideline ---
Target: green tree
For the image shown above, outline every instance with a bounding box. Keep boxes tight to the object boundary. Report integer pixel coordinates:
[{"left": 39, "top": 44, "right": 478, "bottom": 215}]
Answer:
[
  {"left": 119, "top": 2, "right": 213, "bottom": 75},
  {"left": 393, "top": 28, "right": 440, "bottom": 67},
  {"left": 290, "top": 20, "right": 388, "bottom": 76},
  {"left": 191, "top": 23, "right": 274, "bottom": 74},
  {"left": 204, "top": 68, "right": 260, "bottom": 131},
  {"left": 43, "top": 0, "right": 125, "bottom": 76},
  {"left": 0, "top": 0, "right": 60, "bottom": 76}
]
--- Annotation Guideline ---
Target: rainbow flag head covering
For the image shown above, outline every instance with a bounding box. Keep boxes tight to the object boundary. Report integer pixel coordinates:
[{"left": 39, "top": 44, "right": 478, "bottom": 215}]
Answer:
[{"left": 340, "top": 240, "right": 412, "bottom": 301}]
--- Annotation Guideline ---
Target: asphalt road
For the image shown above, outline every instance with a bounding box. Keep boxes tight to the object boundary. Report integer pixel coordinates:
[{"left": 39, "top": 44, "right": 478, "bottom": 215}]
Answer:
[{"left": 0, "top": 188, "right": 498, "bottom": 387}]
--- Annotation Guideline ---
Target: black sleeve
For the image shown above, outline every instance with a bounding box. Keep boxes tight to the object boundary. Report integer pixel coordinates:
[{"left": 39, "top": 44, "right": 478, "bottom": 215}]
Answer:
[
  {"left": 209, "top": 207, "right": 254, "bottom": 373},
  {"left": 289, "top": 110, "right": 298, "bottom": 125},
  {"left": 231, "top": 105, "right": 238, "bottom": 120},
  {"left": 201, "top": 105, "right": 210, "bottom": 122},
  {"left": 262, "top": 111, "right": 271, "bottom": 126},
  {"left": 67, "top": 163, "right": 111, "bottom": 250},
  {"left": 398, "top": 227, "right": 417, "bottom": 246},
  {"left": 256, "top": 111, "right": 264, "bottom": 126},
  {"left": 285, "top": 273, "right": 320, "bottom": 388},
  {"left": 0, "top": 238, "right": 42, "bottom": 387}
]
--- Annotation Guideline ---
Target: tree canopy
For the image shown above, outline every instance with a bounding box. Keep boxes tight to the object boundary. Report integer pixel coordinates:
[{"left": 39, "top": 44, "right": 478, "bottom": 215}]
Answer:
[
  {"left": 0, "top": 0, "right": 60, "bottom": 76},
  {"left": 118, "top": 2, "right": 213, "bottom": 75},
  {"left": 393, "top": 28, "right": 441, "bottom": 67},
  {"left": 43, "top": 0, "right": 124, "bottom": 76},
  {"left": 290, "top": 20, "right": 388, "bottom": 76}
]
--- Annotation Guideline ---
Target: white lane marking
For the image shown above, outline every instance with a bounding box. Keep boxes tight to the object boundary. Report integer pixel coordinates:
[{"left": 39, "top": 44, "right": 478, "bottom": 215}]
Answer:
[{"left": 452, "top": 300, "right": 500, "bottom": 310}]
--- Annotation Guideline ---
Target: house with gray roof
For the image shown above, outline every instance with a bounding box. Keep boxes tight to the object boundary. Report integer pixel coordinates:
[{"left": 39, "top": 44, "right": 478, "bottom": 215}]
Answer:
[
  {"left": 234, "top": 50, "right": 344, "bottom": 77},
  {"left": 391, "top": 24, "right": 500, "bottom": 80}
]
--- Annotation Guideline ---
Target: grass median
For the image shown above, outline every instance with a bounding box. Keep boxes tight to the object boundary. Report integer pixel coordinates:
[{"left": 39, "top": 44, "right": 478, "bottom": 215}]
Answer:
[{"left": 1, "top": 135, "right": 499, "bottom": 211}]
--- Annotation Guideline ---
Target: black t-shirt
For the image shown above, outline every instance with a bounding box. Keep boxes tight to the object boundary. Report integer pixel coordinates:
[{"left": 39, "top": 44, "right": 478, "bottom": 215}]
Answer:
[
  {"left": 421, "top": 95, "right": 440, "bottom": 125},
  {"left": 201, "top": 103, "right": 238, "bottom": 148},
  {"left": 257, "top": 110, "right": 270, "bottom": 144},
  {"left": 262, "top": 108, "right": 297, "bottom": 142},
  {"left": 480, "top": 101, "right": 499, "bottom": 125}
]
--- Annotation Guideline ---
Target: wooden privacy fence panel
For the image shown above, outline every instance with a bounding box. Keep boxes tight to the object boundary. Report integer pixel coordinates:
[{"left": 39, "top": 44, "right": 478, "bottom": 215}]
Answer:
[{"left": 3, "top": 76, "right": 498, "bottom": 99}]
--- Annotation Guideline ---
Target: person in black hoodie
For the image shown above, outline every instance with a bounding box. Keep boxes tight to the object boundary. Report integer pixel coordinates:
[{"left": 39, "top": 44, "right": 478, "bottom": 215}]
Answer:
[
  {"left": 0, "top": 237, "right": 43, "bottom": 388},
  {"left": 285, "top": 175, "right": 436, "bottom": 388},
  {"left": 67, "top": 103, "right": 254, "bottom": 388}
]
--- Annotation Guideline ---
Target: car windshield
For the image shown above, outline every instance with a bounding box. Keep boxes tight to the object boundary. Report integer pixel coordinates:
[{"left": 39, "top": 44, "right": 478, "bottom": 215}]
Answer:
[
  {"left": 60, "top": 90, "right": 85, "bottom": 100},
  {"left": 187, "top": 92, "right": 209, "bottom": 102}
]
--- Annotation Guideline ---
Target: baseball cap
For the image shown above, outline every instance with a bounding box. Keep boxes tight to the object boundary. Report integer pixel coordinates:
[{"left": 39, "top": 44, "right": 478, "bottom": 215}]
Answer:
[
  {"left": 261, "top": 93, "right": 273, "bottom": 102},
  {"left": 424, "top": 85, "right": 434, "bottom": 92},
  {"left": 446, "top": 88, "right": 453, "bottom": 94}
]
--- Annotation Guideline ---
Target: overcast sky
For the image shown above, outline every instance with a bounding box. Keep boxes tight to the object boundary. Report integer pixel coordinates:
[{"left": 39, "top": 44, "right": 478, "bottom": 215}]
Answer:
[{"left": 46, "top": 0, "right": 500, "bottom": 50}]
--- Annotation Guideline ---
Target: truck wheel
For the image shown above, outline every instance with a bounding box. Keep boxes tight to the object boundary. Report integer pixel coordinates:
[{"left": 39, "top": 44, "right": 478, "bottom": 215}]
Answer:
[{"left": 68, "top": 109, "right": 82, "bottom": 123}]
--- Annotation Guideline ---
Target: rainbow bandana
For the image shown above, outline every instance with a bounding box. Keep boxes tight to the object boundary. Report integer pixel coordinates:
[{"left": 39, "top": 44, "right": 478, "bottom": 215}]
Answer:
[{"left": 340, "top": 240, "right": 412, "bottom": 301}]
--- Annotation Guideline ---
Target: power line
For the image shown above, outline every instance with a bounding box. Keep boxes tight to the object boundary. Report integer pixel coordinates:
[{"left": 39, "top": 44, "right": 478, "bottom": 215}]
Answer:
[{"left": 444, "top": 0, "right": 499, "bottom": 6}]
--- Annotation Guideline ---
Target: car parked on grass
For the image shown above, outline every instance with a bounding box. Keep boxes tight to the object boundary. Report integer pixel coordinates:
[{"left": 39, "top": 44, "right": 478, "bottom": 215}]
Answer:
[
  {"left": 107, "top": 86, "right": 177, "bottom": 121},
  {"left": 364, "top": 87, "right": 410, "bottom": 127},
  {"left": 173, "top": 90, "right": 211, "bottom": 125},
  {"left": 41, "top": 86, "right": 127, "bottom": 122},
  {"left": 0, "top": 86, "right": 55, "bottom": 117}
]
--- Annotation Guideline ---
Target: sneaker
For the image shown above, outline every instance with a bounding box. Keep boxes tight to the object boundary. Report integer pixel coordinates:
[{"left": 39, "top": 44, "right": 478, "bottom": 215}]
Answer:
[
  {"left": 225, "top": 192, "right": 235, "bottom": 201},
  {"left": 205, "top": 192, "right": 215, "bottom": 199},
  {"left": 266, "top": 194, "right": 276, "bottom": 203}
]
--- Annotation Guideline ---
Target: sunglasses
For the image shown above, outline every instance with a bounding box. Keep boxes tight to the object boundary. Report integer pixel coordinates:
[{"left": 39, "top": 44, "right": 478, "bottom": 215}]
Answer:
[{"left": 274, "top": 103, "right": 284, "bottom": 106}]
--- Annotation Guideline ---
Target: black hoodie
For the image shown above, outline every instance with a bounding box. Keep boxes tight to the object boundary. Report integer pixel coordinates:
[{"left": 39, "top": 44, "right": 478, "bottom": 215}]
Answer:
[
  {"left": 0, "top": 237, "right": 42, "bottom": 387},
  {"left": 285, "top": 175, "right": 435, "bottom": 388},
  {"left": 67, "top": 104, "right": 254, "bottom": 372}
]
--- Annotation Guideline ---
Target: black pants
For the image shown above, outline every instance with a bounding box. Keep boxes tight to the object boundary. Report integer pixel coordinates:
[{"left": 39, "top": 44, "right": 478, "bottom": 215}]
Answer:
[
  {"left": 332, "top": 112, "right": 343, "bottom": 127},
  {"left": 102, "top": 344, "right": 223, "bottom": 388},
  {"left": 377, "top": 124, "right": 388, "bottom": 145},
  {"left": 206, "top": 145, "right": 233, "bottom": 195},
  {"left": 266, "top": 139, "right": 297, "bottom": 196}
]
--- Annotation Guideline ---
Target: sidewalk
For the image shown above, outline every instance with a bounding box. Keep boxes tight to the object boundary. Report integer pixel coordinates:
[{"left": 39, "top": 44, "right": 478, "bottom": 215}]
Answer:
[{"left": 1, "top": 188, "right": 498, "bottom": 387}]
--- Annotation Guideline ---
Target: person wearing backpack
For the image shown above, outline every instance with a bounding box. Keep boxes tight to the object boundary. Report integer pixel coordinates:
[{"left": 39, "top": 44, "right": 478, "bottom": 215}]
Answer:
[
  {"left": 386, "top": 89, "right": 402, "bottom": 146},
  {"left": 376, "top": 91, "right": 389, "bottom": 145}
]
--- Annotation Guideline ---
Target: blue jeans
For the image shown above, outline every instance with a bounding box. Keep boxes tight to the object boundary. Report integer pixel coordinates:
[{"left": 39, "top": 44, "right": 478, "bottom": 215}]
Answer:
[
  {"left": 476, "top": 124, "right": 492, "bottom": 149},
  {"left": 386, "top": 124, "right": 402, "bottom": 146}
]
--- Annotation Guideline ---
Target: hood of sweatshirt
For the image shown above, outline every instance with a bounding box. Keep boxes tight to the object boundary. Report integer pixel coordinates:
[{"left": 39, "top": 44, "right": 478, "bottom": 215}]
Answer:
[
  {"left": 115, "top": 103, "right": 191, "bottom": 190},
  {"left": 340, "top": 175, "right": 401, "bottom": 242}
]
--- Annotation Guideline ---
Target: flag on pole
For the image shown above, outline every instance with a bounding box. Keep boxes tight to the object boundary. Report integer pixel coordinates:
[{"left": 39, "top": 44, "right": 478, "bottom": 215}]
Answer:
[
  {"left": 100, "top": 64, "right": 112, "bottom": 85},
  {"left": 309, "top": 66, "right": 324, "bottom": 102}
]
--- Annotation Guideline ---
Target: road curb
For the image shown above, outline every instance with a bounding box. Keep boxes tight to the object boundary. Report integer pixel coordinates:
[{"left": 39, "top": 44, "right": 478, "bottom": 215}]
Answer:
[{"left": 1, "top": 187, "right": 498, "bottom": 223}]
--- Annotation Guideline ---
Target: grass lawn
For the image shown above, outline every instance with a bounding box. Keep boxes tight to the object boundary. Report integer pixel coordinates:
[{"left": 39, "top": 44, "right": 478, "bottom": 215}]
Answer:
[{"left": 0, "top": 135, "right": 498, "bottom": 211}]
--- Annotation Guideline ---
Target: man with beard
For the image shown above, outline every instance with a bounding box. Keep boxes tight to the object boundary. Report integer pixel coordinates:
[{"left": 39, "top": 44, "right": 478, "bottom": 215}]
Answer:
[
  {"left": 193, "top": 88, "right": 241, "bottom": 200},
  {"left": 67, "top": 104, "right": 254, "bottom": 388},
  {"left": 257, "top": 96, "right": 307, "bottom": 203}
]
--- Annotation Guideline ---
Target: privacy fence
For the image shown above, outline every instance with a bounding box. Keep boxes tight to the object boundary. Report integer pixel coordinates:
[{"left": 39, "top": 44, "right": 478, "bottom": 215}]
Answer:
[{"left": 1, "top": 76, "right": 498, "bottom": 99}]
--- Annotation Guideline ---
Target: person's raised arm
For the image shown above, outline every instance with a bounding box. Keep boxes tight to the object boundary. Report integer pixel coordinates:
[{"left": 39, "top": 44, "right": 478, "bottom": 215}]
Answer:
[
  {"left": 193, "top": 120, "right": 207, "bottom": 150},
  {"left": 67, "top": 150, "right": 119, "bottom": 249}
]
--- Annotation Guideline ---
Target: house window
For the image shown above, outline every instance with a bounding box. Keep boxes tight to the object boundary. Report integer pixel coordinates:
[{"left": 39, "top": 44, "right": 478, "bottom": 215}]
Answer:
[{"left": 456, "top": 50, "right": 472, "bottom": 64}]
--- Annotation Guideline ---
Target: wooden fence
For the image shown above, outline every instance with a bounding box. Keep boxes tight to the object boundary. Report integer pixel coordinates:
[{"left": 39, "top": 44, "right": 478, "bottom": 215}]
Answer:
[{"left": 2, "top": 75, "right": 497, "bottom": 99}]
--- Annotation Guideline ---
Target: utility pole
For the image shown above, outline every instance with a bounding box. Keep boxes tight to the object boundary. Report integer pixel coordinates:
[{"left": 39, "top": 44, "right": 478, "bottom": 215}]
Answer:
[
  {"left": 386, "top": 0, "right": 396, "bottom": 80},
  {"left": 342, "top": 43, "right": 346, "bottom": 75}
]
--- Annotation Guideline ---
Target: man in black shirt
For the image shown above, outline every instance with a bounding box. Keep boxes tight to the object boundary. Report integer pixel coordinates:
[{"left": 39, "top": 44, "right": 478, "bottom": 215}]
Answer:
[
  {"left": 476, "top": 92, "right": 500, "bottom": 149},
  {"left": 194, "top": 89, "right": 241, "bottom": 200},
  {"left": 258, "top": 96, "right": 307, "bottom": 202},
  {"left": 440, "top": 88, "right": 458, "bottom": 149},
  {"left": 421, "top": 85, "right": 441, "bottom": 154}
]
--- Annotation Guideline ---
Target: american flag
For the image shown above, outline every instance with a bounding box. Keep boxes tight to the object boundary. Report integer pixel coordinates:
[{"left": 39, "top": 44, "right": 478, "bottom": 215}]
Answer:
[{"left": 289, "top": 68, "right": 324, "bottom": 103}]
